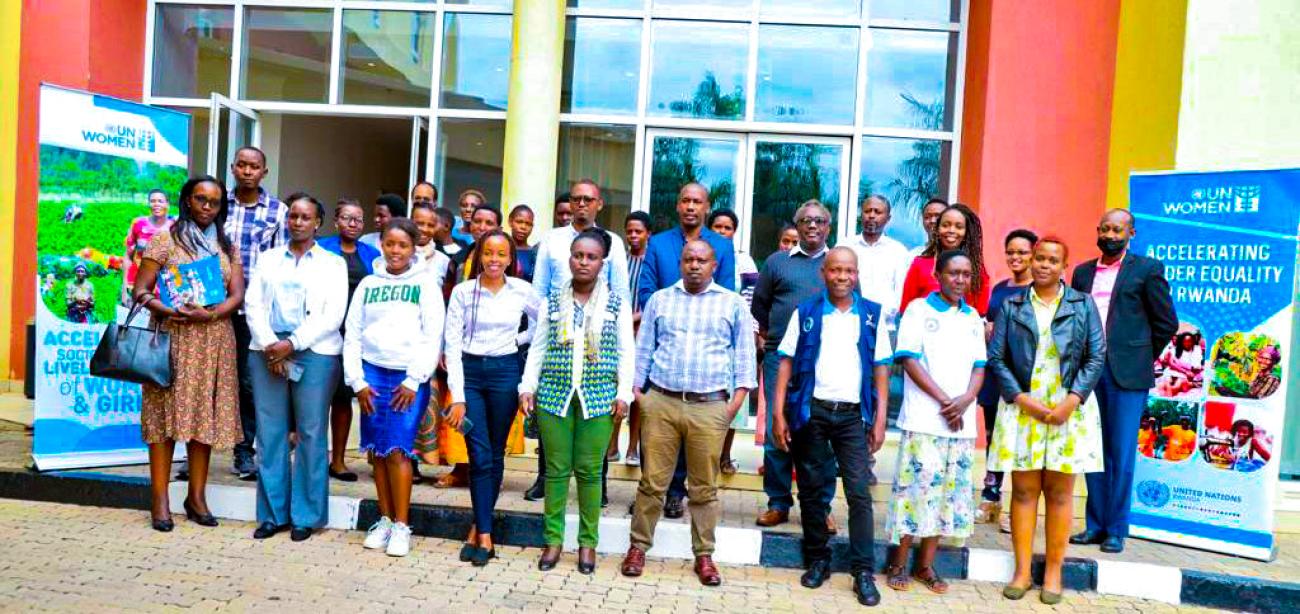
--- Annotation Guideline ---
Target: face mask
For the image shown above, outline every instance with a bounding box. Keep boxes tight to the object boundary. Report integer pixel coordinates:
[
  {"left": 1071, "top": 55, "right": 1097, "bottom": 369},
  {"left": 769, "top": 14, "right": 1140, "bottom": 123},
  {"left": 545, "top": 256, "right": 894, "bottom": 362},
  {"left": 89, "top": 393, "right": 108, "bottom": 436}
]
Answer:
[{"left": 1097, "top": 236, "right": 1128, "bottom": 257}]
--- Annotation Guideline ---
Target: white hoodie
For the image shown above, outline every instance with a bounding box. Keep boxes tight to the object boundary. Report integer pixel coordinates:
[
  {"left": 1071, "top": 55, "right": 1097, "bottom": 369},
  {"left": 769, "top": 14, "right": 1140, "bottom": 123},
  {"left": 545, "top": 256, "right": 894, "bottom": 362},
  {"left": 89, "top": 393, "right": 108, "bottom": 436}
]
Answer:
[{"left": 343, "top": 263, "right": 445, "bottom": 393}]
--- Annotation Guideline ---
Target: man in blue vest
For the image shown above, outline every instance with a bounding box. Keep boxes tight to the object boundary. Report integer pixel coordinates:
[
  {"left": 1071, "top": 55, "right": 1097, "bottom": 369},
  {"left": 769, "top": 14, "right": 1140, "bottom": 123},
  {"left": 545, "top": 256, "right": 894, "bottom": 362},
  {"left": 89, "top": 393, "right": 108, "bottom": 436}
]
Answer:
[{"left": 770, "top": 247, "right": 892, "bottom": 607}]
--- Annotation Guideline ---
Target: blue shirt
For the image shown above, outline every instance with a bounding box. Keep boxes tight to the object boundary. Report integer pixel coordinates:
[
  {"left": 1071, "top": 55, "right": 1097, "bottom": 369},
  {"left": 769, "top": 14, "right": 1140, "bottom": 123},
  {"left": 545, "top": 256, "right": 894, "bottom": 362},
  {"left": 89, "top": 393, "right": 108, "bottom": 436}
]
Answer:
[
  {"left": 636, "top": 227, "right": 736, "bottom": 309},
  {"left": 635, "top": 281, "right": 757, "bottom": 395}
]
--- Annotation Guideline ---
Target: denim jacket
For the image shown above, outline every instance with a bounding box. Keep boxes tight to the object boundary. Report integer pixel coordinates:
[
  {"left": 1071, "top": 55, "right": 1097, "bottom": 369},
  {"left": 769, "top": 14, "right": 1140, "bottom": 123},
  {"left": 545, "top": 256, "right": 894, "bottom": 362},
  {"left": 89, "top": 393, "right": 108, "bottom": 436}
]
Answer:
[{"left": 988, "top": 285, "right": 1106, "bottom": 404}]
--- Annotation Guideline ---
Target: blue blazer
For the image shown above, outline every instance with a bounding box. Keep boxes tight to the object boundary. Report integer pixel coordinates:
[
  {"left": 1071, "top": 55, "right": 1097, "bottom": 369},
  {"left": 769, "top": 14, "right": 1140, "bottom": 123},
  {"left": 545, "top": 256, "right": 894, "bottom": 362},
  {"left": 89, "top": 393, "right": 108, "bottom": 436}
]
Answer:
[
  {"left": 317, "top": 235, "right": 379, "bottom": 275},
  {"left": 636, "top": 226, "right": 736, "bottom": 308}
]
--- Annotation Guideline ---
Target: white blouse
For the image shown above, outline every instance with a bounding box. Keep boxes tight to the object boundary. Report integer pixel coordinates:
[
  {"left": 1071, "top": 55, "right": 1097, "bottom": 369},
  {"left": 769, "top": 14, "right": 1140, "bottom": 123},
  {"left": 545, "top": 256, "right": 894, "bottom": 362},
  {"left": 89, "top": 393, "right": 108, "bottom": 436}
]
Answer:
[{"left": 444, "top": 276, "right": 540, "bottom": 403}]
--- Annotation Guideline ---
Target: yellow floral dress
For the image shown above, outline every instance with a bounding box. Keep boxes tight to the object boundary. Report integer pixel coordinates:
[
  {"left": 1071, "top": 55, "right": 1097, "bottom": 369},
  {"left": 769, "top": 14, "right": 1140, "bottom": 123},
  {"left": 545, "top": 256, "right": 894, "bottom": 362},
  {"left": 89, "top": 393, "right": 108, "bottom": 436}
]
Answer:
[{"left": 987, "top": 288, "right": 1103, "bottom": 474}]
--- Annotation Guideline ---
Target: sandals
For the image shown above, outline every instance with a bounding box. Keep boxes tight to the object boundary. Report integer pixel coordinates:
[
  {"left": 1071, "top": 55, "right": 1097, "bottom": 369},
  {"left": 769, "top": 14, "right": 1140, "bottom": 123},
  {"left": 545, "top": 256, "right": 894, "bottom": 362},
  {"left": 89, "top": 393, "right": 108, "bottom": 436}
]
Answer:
[
  {"left": 975, "top": 500, "right": 1001, "bottom": 524},
  {"left": 434, "top": 472, "right": 468, "bottom": 489},
  {"left": 720, "top": 458, "right": 739, "bottom": 476},
  {"left": 912, "top": 567, "right": 949, "bottom": 595},
  {"left": 884, "top": 564, "right": 910, "bottom": 591}
]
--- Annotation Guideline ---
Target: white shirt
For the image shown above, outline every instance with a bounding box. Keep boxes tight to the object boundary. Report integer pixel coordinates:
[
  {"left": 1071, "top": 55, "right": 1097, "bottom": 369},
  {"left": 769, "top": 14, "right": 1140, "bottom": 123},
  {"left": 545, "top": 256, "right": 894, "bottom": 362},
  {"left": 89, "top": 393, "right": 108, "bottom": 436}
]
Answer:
[
  {"left": 532, "top": 225, "right": 631, "bottom": 302},
  {"left": 894, "top": 293, "right": 988, "bottom": 439},
  {"left": 371, "top": 248, "right": 448, "bottom": 291},
  {"left": 777, "top": 296, "right": 894, "bottom": 403},
  {"left": 342, "top": 265, "right": 445, "bottom": 393},
  {"left": 243, "top": 244, "right": 348, "bottom": 355},
  {"left": 847, "top": 234, "right": 910, "bottom": 327},
  {"left": 444, "top": 277, "right": 540, "bottom": 403}
]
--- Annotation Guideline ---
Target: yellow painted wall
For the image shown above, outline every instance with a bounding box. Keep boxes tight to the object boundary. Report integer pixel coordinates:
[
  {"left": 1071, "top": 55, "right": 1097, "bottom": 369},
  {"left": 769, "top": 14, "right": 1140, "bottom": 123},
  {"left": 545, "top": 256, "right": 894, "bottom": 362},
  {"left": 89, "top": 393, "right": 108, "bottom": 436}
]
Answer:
[
  {"left": 1105, "top": 0, "right": 1187, "bottom": 210},
  {"left": 0, "top": 0, "right": 22, "bottom": 380}
]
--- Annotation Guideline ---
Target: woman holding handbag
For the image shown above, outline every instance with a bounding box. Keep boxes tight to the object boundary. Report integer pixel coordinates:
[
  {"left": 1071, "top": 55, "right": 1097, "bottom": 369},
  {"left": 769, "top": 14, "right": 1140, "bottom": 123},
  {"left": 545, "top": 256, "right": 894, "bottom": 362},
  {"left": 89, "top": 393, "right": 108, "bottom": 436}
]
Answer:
[{"left": 131, "top": 175, "right": 245, "bottom": 532}]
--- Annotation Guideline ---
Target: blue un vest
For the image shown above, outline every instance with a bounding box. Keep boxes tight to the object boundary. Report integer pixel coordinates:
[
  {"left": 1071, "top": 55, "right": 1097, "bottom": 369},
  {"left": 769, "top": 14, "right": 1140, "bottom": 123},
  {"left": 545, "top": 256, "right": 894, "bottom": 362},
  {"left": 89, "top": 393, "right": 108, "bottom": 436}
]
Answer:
[{"left": 785, "top": 293, "right": 882, "bottom": 432}]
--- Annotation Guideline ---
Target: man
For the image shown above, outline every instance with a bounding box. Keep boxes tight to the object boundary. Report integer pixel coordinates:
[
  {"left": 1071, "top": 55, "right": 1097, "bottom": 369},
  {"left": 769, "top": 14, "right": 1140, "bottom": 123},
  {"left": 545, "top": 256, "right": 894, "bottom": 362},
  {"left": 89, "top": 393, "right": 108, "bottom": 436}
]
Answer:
[
  {"left": 910, "top": 197, "right": 949, "bottom": 257},
  {"left": 431, "top": 207, "right": 467, "bottom": 258},
  {"left": 751, "top": 200, "right": 835, "bottom": 528},
  {"left": 613, "top": 210, "right": 653, "bottom": 467},
  {"left": 847, "top": 194, "right": 910, "bottom": 330},
  {"left": 411, "top": 180, "right": 438, "bottom": 208},
  {"left": 635, "top": 183, "right": 738, "bottom": 518},
  {"left": 532, "top": 179, "right": 630, "bottom": 301},
  {"left": 224, "top": 146, "right": 288, "bottom": 480},
  {"left": 770, "top": 247, "right": 891, "bottom": 607},
  {"left": 452, "top": 188, "right": 485, "bottom": 244},
  {"left": 358, "top": 194, "right": 407, "bottom": 251},
  {"left": 622, "top": 240, "right": 756, "bottom": 587},
  {"left": 553, "top": 193, "right": 573, "bottom": 228},
  {"left": 1070, "top": 208, "right": 1177, "bottom": 554}
]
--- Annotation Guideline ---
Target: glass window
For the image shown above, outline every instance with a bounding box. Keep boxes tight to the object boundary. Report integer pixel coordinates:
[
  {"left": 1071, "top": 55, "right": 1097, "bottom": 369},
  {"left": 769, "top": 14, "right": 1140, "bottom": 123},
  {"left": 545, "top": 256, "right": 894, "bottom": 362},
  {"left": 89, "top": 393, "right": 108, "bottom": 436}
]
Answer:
[
  {"left": 760, "top": 0, "right": 860, "bottom": 20},
  {"left": 654, "top": 0, "right": 753, "bottom": 12},
  {"left": 446, "top": 0, "right": 513, "bottom": 7},
  {"left": 645, "top": 134, "right": 743, "bottom": 233},
  {"left": 869, "top": 0, "right": 959, "bottom": 22},
  {"left": 563, "top": 18, "right": 641, "bottom": 115},
  {"left": 648, "top": 21, "right": 748, "bottom": 120},
  {"left": 756, "top": 25, "right": 858, "bottom": 125},
  {"left": 436, "top": 118, "right": 506, "bottom": 210},
  {"left": 441, "top": 14, "right": 513, "bottom": 111},
  {"left": 166, "top": 106, "right": 210, "bottom": 179},
  {"left": 749, "top": 140, "right": 844, "bottom": 264},
  {"left": 151, "top": 5, "right": 234, "bottom": 99},
  {"left": 340, "top": 10, "right": 435, "bottom": 107},
  {"left": 864, "top": 29, "right": 956, "bottom": 130},
  {"left": 858, "top": 135, "right": 952, "bottom": 249},
  {"left": 240, "top": 8, "right": 332, "bottom": 103},
  {"left": 557, "top": 124, "right": 637, "bottom": 231},
  {"left": 568, "top": 0, "right": 644, "bottom": 8}
]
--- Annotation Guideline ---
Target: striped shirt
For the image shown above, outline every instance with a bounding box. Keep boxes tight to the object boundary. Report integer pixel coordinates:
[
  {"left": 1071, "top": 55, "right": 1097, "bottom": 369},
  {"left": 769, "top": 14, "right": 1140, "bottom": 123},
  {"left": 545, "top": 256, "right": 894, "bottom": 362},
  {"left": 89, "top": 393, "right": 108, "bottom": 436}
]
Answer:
[
  {"left": 627, "top": 254, "right": 645, "bottom": 313},
  {"left": 635, "top": 281, "right": 757, "bottom": 394},
  {"left": 224, "top": 187, "right": 288, "bottom": 283}
]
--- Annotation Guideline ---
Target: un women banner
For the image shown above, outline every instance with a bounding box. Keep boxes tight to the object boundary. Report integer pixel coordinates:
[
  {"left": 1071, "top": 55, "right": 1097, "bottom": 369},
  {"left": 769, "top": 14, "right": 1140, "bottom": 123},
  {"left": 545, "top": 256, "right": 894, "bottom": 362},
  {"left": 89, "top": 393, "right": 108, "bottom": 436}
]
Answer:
[
  {"left": 32, "top": 85, "right": 189, "bottom": 470},
  {"left": 1127, "top": 168, "right": 1299, "bottom": 560}
]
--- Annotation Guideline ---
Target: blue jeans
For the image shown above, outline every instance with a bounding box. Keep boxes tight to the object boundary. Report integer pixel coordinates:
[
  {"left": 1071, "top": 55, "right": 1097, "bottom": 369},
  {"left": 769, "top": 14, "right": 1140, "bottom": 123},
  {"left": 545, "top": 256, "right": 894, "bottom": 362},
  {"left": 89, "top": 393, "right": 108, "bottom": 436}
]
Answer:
[
  {"left": 249, "top": 348, "right": 340, "bottom": 528},
  {"left": 1085, "top": 365, "right": 1148, "bottom": 538},
  {"left": 462, "top": 353, "right": 521, "bottom": 535},
  {"left": 761, "top": 352, "right": 836, "bottom": 512}
]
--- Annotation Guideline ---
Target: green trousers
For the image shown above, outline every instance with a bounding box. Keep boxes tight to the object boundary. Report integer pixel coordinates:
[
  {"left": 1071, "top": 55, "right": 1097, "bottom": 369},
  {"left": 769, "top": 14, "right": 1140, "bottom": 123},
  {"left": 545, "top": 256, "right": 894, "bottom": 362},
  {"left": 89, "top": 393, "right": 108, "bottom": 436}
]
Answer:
[{"left": 537, "top": 402, "right": 613, "bottom": 548}]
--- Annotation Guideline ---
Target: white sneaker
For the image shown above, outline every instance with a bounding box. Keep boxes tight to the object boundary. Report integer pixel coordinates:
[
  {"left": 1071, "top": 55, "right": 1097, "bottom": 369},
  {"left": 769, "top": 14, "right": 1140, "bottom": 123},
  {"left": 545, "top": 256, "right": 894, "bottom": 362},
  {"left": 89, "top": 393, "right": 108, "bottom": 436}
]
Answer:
[
  {"left": 386, "top": 522, "right": 412, "bottom": 557},
  {"left": 363, "top": 517, "right": 393, "bottom": 550}
]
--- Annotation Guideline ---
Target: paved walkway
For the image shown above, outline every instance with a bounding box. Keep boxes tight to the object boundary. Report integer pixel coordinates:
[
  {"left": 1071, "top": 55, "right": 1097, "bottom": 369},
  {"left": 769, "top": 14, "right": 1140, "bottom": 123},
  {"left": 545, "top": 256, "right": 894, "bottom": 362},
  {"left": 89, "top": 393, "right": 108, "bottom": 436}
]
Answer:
[{"left": 0, "top": 499, "right": 1229, "bottom": 613}]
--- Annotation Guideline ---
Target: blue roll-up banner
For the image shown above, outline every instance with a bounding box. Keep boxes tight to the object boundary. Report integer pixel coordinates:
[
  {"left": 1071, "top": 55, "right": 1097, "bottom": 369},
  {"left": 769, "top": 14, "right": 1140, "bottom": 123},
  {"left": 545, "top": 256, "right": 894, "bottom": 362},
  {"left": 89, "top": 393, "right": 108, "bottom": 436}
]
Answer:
[
  {"left": 32, "top": 84, "right": 190, "bottom": 470},
  {"left": 1128, "top": 168, "right": 1299, "bottom": 560}
]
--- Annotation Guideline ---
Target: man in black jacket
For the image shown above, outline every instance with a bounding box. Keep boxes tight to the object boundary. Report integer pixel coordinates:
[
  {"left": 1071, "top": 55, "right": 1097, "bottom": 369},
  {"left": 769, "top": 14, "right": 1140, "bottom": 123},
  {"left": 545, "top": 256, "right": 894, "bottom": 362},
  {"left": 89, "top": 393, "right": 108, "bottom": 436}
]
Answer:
[{"left": 1069, "top": 209, "right": 1178, "bottom": 553}]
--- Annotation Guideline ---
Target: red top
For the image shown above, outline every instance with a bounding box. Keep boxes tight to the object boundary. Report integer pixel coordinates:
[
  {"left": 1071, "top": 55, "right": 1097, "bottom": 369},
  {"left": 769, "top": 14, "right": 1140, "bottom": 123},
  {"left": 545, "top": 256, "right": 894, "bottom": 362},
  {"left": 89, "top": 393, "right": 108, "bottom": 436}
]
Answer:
[{"left": 898, "top": 255, "right": 992, "bottom": 317}]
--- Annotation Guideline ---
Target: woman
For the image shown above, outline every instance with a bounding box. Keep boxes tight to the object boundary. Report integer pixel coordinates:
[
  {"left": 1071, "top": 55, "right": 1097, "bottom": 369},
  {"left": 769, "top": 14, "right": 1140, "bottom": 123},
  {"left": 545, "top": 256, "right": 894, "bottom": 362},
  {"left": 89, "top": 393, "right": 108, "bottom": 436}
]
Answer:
[
  {"left": 898, "top": 204, "right": 990, "bottom": 317},
  {"left": 708, "top": 209, "right": 759, "bottom": 474},
  {"left": 509, "top": 205, "right": 537, "bottom": 282},
  {"left": 453, "top": 188, "right": 487, "bottom": 244},
  {"left": 1248, "top": 344, "right": 1281, "bottom": 399},
  {"left": 975, "top": 228, "right": 1037, "bottom": 526},
  {"left": 409, "top": 203, "right": 452, "bottom": 290},
  {"left": 65, "top": 263, "right": 95, "bottom": 323},
  {"left": 444, "top": 230, "right": 539, "bottom": 566},
  {"left": 1154, "top": 332, "right": 1204, "bottom": 397},
  {"left": 131, "top": 176, "right": 245, "bottom": 532},
  {"left": 447, "top": 204, "right": 504, "bottom": 289},
  {"left": 885, "top": 250, "right": 986, "bottom": 594},
  {"left": 319, "top": 199, "right": 380, "bottom": 481},
  {"left": 777, "top": 223, "right": 799, "bottom": 253},
  {"left": 1228, "top": 419, "right": 1270, "bottom": 471},
  {"left": 520, "top": 229, "right": 634, "bottom": 573},
  {"left": 124, "top": 188, "right": 174, "bottom": 303},
  {"left": 345, "top": 219, "right": 445, "bottom": 557},
  {"left": 987, "top": 237, "right": 1105, "bottom": 604},
  {"left": 243, "top": 193, "right": 347, "bottom": 541}
]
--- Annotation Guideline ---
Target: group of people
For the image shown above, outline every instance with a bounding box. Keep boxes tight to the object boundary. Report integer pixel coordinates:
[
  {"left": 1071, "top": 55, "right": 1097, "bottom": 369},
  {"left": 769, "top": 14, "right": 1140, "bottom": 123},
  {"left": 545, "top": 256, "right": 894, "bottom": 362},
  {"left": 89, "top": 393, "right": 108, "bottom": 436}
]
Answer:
[{"left": 126, "top": 144, "right": 1177, "bottom": 608}]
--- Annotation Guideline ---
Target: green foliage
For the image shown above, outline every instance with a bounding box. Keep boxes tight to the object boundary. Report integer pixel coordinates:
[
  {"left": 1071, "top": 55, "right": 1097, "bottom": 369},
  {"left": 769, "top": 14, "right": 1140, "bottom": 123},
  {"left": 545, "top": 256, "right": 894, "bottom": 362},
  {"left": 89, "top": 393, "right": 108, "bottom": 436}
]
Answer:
[
  {"left": 39, "top": 145, "right": 186, "bottom": 199},
  {"left": 667, "top": 72, "right": 745, "bottom": 120},
  {"left": 42, "top": 276, "right": 121, "bottom": 325},
  {"left": 38, "top": 200, "right": 145, "bottom": 258},
  {"left": 1144, "top": 399, "right": 1198, "bottom": 428}
]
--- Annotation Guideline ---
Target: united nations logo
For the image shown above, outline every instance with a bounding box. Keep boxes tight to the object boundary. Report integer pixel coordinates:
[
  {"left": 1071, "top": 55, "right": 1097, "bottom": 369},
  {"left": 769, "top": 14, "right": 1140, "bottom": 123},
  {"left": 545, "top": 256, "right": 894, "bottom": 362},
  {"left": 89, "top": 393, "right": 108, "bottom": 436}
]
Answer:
[
  {"left": 924, "top": 317, "right": 939, "bottom": 333},
  {"left": 1136, "top": 480, "right": 1171, "bottom": 508},
  {"left": 802, "top": 317, "right": 814, "bottom": 332}
]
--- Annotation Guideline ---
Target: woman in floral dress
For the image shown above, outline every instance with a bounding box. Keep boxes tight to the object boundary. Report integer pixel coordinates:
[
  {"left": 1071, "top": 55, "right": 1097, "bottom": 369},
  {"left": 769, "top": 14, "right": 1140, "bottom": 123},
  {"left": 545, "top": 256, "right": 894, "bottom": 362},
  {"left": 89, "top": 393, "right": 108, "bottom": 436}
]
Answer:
[
  {"left": 986, "top": 237, "right": 1105, "bottom": 605},
  {"left": 132, "top": 176, "right": 244, "bottom": 533}
]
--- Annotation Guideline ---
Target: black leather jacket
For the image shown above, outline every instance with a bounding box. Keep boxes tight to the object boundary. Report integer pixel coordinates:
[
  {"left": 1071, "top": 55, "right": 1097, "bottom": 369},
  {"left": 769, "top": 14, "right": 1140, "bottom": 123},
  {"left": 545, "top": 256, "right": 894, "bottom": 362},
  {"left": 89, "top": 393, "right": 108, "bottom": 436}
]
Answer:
[{"left": 988, "top": 284, "right": 1106, "bottom": 404}]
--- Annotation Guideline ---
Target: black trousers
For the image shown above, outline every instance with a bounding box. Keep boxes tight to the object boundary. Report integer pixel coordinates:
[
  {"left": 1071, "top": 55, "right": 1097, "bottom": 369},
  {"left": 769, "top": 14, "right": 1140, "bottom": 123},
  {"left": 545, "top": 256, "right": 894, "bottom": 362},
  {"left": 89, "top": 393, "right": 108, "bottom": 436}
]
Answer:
[
  {"left": 231, "top": 313, "right": 258, "bottom": 470},
  {"left": 790, "top": 402, "right": 875, "bottom": 572}
]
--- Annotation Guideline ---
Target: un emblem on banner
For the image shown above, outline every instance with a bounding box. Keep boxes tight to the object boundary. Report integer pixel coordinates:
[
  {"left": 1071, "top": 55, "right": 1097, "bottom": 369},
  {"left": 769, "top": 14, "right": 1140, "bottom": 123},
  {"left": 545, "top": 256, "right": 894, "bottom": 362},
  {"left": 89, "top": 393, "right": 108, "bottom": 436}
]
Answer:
[{"left": 1137, "top": 480, "right": 1171, "bottom": 508}]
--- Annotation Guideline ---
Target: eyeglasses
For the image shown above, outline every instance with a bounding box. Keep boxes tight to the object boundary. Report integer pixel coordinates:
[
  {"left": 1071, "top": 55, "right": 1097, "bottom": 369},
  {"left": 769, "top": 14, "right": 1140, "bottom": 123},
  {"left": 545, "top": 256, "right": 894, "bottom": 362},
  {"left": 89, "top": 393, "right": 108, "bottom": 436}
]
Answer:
[
  {"left": 190, "top": 195, "right": 220, "bottom": 208},
  {"left": 337, "top": 215, "right": 364, "bottom": 225},
  {"left": 570, "top": 195, "right": 599, "bottom": 204},
  {"left": 797, "top": 216, "right": 830, "bottom": 227}
]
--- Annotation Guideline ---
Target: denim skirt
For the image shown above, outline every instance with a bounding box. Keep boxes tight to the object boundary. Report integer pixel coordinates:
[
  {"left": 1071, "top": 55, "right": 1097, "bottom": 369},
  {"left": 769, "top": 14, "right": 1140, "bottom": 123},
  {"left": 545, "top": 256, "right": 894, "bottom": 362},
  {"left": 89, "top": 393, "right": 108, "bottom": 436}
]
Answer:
[{"left": 358, "top": 361, "right": 431, "bottom": 458}]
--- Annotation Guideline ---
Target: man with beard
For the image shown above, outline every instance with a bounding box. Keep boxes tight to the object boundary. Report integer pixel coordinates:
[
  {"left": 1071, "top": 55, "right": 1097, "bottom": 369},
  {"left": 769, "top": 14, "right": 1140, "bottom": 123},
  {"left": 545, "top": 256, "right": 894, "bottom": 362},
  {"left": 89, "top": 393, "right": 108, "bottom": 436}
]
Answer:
[
  {"left": 1069, "top": 208, "right": 1177, "bottom": 554},
  {"left": 847, "top": 194, "right": 910, "bottom": 331}
]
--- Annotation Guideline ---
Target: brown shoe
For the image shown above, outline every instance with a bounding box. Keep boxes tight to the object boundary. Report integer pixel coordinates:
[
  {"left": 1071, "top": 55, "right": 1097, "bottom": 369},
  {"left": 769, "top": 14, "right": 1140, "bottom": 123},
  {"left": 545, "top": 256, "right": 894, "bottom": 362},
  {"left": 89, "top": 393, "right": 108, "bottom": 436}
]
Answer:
[
  {"left": 694, "top": 555, "right": 722, "bottom": 586},
  {"left": 620, "top": 546, "right": 646, "bottom": 577},
  {"left": 755, "top": 508, "right": 789, "bottom": 527},
  {"left": 826, "top": 515, "right": 838, "bottom": 535}
]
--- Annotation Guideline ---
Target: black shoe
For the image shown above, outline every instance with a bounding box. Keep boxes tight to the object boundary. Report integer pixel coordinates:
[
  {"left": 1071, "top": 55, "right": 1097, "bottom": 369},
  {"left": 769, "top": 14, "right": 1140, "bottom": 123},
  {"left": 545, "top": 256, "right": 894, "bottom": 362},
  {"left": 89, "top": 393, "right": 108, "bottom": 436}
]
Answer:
[
  {"left": 183, "top": 499, "right": 218, "bottom": 527},
  {"left": 290, "top": 527, "right": 314, "bottom": 542},
  {"left": 174, "top": 469, "right": 189, "bottom": 481},
  {"left": 151, "top": 516, "right": 174, "bottom": 533},
  {"left": 538, "top": 546, "right": 562, "bottom": 571},
  {"left": 470, "top": 547, "right": 496, "bottom": 567},
  {"left": 253, "top": 522, "right": 289, "bottom": 539},
  {"left": 853, "top": 571, "right": 882, "bottom": 607},
  {"left": 1069, "top": 529, "right": 1106, "bottom": 545},
  {"left": 523, "top": 480, "right": 545, "bottom": 501},
  {"left": 237, "top": 470, "right": 258, "bottom": 482},
  {"left": 577, "top": 547, "right": 596, "bottom": 575},
  {"left": 601, "top": 492, "right": 609, "bottom": 508},
  {"left": 664, "top": 496, "right": 685, "bottom": 519},
  {"left": 800, "top": 559, "right": 831, "bottom": 589},
  {"left": 1100, "top": 536, "right": 1125, "bottom": 553},
  {"left": 329, "top": 469, "right": 358, "bottom": 482},
  {"left": 412, "top": 464, "right": 426, "bottom": 485},
  {"left": 459, "top": 543, "right": 478, "bottom": 562}
]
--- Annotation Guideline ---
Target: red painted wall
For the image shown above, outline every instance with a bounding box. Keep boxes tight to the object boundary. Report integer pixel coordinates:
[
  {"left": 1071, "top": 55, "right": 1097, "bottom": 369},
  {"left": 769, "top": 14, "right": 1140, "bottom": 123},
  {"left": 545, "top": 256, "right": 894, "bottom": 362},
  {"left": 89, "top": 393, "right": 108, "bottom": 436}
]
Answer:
[
  {"left": 958, "top": 0, "right": 1122, "bottom": 281},
  {"left": 11, "top": 0, "right": 146, "bottom": 378}
]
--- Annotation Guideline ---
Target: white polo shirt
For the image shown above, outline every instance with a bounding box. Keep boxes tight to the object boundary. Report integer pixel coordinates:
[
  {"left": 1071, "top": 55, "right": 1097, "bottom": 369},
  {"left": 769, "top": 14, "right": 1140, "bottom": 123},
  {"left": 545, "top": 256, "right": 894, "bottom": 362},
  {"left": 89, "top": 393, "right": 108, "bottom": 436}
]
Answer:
[
  {"left": 894, "top": 292, "right": 987, "bottom": 439},
  {"left": 777, "top": 295, "right": 894, "bottom": 403},
  {"left": 846, "top": 233, "right": 910, "bottom": 329}
]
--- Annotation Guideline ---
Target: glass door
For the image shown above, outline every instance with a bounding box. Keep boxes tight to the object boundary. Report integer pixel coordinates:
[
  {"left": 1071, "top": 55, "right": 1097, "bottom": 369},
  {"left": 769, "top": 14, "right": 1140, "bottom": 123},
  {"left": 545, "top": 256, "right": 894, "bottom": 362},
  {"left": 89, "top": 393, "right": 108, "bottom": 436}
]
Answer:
[
  {"left": 206, "top": 93, "right": 261, "bottom": 188},
  {"left": 641, "top": 129, "right": 747, "bottom": 233},
  {"left": 410, "top": 116, "right": 429, "bottom": 188},
  {"left": 743, "top": 135, "right": 852, "bottom": 266}
]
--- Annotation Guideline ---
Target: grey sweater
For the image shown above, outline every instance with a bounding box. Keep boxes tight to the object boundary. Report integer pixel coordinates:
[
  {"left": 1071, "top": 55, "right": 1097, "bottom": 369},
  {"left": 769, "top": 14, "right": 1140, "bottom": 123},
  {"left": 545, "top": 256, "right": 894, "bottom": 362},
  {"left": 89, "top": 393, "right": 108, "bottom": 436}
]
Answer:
[{"left": 751, "top": 250, "right": 827, "bottom": 352}]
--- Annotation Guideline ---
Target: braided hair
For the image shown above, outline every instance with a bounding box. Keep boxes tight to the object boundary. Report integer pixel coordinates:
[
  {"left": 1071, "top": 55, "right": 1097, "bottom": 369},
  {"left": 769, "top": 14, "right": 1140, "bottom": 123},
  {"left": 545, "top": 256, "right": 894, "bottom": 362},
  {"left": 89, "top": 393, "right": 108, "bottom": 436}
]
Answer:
[{"left": 923, "top": 203, "right": 984, "bottom": 294}]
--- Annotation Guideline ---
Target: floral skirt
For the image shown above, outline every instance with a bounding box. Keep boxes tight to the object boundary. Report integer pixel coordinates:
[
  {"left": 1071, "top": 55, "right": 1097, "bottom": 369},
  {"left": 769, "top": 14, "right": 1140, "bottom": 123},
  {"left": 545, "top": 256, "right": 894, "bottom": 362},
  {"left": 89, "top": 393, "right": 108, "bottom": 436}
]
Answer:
[
  {"left": 886, "top": 431, "right": 975, "bottom": 543},
  {"left": 987, "top": 395, "right": 1103, "bottom": 475}
]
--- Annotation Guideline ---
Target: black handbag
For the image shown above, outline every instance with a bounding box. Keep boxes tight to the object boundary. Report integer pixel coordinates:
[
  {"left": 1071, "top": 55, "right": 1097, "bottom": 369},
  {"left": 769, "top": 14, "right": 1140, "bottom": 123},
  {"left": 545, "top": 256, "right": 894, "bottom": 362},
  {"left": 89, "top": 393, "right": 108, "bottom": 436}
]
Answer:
[{"left": 89, "top": 302, "right": 172, "bottom": 387}]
